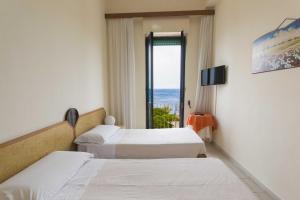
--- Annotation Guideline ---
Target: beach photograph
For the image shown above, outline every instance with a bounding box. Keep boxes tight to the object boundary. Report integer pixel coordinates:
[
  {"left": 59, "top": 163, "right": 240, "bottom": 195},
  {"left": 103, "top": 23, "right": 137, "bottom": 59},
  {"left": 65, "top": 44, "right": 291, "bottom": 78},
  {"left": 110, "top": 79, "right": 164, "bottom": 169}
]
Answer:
[{"left": 252, "top": 18, "right": 300, "bottom": 73}]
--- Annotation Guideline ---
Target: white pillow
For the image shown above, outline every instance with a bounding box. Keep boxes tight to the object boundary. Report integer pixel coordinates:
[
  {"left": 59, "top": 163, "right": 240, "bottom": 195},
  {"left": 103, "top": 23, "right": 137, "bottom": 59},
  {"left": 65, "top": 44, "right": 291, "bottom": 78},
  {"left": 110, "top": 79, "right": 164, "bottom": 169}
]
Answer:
[
  {"left": 0, "top": 151, "right": 93, "bottom": 200},
  {"left": 74, "top": 125, "right": 120, "bottom": 144}
]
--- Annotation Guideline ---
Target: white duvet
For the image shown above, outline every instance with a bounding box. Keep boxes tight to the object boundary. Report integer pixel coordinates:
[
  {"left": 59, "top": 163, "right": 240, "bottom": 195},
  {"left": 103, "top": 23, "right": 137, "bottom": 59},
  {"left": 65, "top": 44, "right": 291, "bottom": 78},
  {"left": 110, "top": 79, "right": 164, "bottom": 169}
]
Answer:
[
  {"left": 117, "top": 128, "right": 202, "bottom": 144},
  {"left": 55, "top": 158, "right": 258, "bottom": 200},
  {"left": 78, "top": 128, "right": 206, "bottom": 158}
]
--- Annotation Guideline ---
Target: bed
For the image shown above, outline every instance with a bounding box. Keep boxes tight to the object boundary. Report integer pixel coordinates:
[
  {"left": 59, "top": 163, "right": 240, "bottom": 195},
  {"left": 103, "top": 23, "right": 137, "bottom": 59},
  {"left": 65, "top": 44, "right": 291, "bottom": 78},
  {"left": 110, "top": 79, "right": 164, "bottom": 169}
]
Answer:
[
  {"left": 75, "top": 125, "right": 206, "bottom": 158},
  {"left": 0, "top": 151, "right": 259, "bottom": 200}
]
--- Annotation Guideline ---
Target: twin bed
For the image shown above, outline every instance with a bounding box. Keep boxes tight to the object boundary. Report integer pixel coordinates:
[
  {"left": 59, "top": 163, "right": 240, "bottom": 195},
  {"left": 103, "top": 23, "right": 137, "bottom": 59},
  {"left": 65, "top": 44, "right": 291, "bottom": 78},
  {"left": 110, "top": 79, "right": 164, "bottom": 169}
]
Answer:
[
  {"left": 0, "top": 151, "right": 258, "bottom": 200},
  {"left": 0, "top": 108, "right": 258, "bottom": 200},
  {"left": 75, "top": 125, "right": 206, "bottom": 158}
]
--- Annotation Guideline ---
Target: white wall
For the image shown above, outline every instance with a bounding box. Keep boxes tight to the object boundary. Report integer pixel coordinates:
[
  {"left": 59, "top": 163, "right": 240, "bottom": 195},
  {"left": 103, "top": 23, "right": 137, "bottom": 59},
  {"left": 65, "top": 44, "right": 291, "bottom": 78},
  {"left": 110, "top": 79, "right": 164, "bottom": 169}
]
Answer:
[
  {"left": 106, "top": 0, "right": 208, "bottom": 13},
  {"left": 214, "top": 0, "right": 300, "bottom": 199},
  {"left": 0, "top": 0, "right": 108, "bottom": 143}
]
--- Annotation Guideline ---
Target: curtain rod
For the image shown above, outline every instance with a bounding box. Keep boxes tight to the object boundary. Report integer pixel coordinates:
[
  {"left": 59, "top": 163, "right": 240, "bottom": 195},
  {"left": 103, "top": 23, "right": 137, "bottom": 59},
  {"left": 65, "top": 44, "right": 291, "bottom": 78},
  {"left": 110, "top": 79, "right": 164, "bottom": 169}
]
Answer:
[{"left": 105, "top": 10, "right": 215, "bottom": 19}]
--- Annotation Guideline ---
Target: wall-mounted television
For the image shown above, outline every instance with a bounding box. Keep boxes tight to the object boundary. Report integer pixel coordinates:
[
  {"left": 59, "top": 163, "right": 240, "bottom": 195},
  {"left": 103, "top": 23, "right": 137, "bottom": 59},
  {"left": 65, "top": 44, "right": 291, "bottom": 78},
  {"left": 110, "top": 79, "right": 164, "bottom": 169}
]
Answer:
[{"left": 201, "top": 65, "right": 226, "bottom": 86}]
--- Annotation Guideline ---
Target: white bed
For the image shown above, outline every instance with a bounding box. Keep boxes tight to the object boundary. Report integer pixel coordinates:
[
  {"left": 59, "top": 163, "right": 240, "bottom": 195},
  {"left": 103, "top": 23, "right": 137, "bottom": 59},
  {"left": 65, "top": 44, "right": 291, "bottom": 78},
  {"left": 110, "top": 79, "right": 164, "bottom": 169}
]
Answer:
[
  {"left": 0, "top": 151, "right": 259, "bottom": 200},
  {"left": 76, "top": 126, "right": 206, "bottom": 158}
]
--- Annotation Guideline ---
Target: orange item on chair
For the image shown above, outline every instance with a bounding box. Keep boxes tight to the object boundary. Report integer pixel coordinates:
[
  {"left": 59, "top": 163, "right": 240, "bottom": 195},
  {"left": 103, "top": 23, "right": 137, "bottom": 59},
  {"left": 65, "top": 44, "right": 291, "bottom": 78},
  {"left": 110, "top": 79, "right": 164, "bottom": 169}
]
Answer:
[{"left": 186, "top": 113, "right": 216, "bottom": 133}]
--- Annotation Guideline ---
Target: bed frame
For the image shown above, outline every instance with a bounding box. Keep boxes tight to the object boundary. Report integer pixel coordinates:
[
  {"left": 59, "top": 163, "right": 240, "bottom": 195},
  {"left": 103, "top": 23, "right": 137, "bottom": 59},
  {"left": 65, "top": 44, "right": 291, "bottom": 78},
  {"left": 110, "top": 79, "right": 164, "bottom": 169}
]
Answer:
[{"left": 0, "top": 108, "right": 106, "bottom": 183}]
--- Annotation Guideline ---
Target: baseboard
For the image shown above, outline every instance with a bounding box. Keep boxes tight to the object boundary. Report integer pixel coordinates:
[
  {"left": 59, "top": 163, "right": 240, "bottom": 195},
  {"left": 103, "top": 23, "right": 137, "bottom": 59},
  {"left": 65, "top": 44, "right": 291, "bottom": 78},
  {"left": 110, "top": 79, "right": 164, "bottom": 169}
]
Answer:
[{"left": 212, "top": 142, "right": 281, "bottom": 200}]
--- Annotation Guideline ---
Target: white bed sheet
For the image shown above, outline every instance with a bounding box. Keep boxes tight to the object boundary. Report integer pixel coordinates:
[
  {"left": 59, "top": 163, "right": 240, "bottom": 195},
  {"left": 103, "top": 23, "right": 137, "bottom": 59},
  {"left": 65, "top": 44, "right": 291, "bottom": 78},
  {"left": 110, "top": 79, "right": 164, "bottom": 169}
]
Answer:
[
  {"left": 78, "top": 128, "right": 206, "bottom": 158},
  {"left": 53, "top": 158, "right": 258, "bottom": 200}
]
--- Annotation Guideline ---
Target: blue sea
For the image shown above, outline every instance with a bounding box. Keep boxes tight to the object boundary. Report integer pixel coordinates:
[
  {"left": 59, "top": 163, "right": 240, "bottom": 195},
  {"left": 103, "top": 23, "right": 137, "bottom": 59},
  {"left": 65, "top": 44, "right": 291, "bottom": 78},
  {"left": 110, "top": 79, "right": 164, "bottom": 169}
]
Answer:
[{"left": 153, "top": 89, "right": 180, "bottom": 114}]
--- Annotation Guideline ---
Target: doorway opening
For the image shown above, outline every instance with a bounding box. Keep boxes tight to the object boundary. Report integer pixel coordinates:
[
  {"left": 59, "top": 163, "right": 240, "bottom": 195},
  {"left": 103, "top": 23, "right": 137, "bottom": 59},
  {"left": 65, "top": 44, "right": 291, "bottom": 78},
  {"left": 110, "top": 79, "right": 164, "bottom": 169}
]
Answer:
[{"left": 146, "top": 32, "right": 186, "bottom": 129}]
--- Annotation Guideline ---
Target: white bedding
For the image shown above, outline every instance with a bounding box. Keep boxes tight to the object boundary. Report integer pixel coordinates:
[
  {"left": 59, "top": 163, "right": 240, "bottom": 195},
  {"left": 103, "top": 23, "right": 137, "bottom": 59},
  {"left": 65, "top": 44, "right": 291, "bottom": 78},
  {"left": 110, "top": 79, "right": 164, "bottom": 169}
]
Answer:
[
  {"left": 78, "top": 128, "right": 206, "bottom": 158},
  {"left": 54, "top": 158, "right": 258, "bottom": 200},
  {"left": 0, "top": 151, "right": 94, "bottom": 200}
]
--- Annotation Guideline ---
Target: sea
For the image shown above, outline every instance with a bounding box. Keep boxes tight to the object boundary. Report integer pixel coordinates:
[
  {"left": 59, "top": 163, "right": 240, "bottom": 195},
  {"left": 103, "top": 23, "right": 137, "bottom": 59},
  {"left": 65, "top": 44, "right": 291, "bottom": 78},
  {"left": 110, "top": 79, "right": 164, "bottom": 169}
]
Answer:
[{"left": 153, "top": 89, "right": 180, "bottom": 114}]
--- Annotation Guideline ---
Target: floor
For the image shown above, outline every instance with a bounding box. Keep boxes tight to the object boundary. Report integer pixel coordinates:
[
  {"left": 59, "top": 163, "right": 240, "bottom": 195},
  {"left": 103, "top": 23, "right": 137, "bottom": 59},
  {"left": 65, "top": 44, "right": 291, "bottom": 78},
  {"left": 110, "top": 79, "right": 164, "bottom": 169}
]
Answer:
[{"left": 205, "top": 143, "right": 276, "bottom": 200}]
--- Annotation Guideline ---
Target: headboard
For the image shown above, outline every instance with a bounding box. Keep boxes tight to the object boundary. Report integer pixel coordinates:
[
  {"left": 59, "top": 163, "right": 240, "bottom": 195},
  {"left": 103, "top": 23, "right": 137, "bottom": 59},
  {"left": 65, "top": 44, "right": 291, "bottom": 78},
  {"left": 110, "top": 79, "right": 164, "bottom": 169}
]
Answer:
[
  {"left": 75, "top": 108, "right": 106, "bottom": 137},
  {"left": 0, "top": 107, "right": 106, "bottom": 183},
  {"left": 0, "top": 122, "right": 74, "bottom": 183}
]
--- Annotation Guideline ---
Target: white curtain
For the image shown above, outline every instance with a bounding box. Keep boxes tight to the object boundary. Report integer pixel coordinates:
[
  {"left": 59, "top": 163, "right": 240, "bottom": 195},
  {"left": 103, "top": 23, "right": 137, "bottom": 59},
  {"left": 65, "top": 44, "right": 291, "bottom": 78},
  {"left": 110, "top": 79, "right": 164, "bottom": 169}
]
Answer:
[
  {"left": 194, "top": 16, "right": 214, "bottom": 113},
  {"left": 107, "top": 19, "right": 136, "bottom": 128}
]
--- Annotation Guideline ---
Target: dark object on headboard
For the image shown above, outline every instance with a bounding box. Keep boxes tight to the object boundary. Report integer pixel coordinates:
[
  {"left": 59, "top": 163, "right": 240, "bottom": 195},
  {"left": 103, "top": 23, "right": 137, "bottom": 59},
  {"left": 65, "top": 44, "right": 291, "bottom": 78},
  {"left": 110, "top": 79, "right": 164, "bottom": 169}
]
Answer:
[{"left": 65, "top": 108, "right": 79, "bottom": 128}]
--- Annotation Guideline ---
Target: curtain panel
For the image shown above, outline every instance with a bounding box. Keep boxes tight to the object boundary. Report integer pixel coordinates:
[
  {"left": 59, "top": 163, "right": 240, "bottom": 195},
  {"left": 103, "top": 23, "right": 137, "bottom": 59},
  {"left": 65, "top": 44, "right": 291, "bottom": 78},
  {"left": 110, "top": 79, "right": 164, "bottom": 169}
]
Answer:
[
  {"left": 194, "top": 16, "right": 214, "bottom": 113},
  {"left": 107, "top": 19, "right": 136, "bottom": 128}
]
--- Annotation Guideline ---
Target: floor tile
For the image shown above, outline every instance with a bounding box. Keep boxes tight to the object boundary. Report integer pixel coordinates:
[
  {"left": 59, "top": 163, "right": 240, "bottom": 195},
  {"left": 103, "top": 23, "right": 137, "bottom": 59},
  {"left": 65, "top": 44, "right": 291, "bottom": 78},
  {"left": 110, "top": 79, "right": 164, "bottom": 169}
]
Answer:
[
  {"left": 205, "top": 143, "right": 276, "bottom": 200},
  {"left": 254, "top": 192, "right": 274, "bottom": 200}
]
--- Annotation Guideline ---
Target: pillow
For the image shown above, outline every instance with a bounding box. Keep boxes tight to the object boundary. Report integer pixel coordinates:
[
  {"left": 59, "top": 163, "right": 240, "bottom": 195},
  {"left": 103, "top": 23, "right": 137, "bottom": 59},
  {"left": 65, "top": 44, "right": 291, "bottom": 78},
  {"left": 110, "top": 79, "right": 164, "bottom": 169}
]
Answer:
[
  {"left": 0, "top": 151, "right": 93, "bottom": 200},
  {"left": 74, "top": 125, "right": 120, "bottom": 145}
]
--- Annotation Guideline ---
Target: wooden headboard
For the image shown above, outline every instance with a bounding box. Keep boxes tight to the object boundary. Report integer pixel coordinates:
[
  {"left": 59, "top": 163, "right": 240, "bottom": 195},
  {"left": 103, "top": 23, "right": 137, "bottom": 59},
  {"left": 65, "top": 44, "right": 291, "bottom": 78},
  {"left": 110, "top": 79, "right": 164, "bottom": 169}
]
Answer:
[
  {"left": 0, "top": 108, "right": 106, "bottom": 183},
  {"left": 0, "top": 122, "right": 74, "bottom": 183},
  {"left": 75, "top": 108, "right": 106, "bottom": 137}
]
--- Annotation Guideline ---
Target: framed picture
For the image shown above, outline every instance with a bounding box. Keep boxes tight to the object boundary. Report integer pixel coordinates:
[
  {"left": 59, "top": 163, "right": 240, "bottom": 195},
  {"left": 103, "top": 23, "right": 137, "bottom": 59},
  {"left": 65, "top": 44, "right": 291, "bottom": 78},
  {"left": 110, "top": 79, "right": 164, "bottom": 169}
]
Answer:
[{"left": 252, "top": 18, "right": 300, "bottom": 74}]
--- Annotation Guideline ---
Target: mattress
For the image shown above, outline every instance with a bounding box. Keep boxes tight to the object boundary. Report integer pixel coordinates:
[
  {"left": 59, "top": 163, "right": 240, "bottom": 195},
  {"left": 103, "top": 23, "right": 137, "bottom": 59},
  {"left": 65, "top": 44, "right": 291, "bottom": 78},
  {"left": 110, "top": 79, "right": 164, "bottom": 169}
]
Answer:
[
  {"left": 78, "top": 128, "right": 206, "bottom": 158},
  {"left": 53, "top": 158, "right": 258, "bottom": 200}
]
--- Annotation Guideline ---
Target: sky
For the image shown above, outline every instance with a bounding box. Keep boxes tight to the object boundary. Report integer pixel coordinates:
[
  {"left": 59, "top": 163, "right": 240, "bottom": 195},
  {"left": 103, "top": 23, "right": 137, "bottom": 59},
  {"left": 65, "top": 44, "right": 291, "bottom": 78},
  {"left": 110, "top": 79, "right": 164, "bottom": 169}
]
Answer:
[{"left": 153, "top": 45, "right": 181, "bottom": 89}]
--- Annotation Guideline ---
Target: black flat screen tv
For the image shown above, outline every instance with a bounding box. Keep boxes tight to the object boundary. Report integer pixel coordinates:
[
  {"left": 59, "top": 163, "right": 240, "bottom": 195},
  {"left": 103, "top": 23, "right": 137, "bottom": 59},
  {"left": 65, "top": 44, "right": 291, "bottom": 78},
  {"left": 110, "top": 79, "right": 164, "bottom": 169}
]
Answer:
[{"left": 201, "top": 65, "right": 226, "bottom": 86}]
